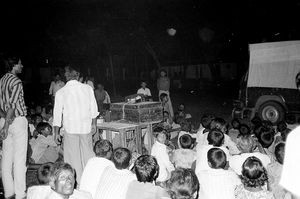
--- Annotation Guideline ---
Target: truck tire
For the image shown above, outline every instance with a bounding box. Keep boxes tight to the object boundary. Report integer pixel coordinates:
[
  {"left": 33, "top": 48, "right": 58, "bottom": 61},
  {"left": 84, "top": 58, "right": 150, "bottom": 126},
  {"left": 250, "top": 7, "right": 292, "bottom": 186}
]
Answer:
[{"left": 258, "top": 101, "right": 285, "bottom": 124}]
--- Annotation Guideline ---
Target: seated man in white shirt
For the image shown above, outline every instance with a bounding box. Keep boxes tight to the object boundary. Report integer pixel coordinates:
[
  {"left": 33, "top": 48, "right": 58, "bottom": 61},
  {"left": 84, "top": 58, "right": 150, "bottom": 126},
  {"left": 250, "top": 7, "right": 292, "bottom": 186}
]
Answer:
[
  {"left": 197, "top": 148, "right": 241, "bottom": 199},
  {"left": 137, "top": 81, "right": 152, "bottom": 100},
  {"left": 94, "top": 147, "right": 136, "bottom": 199},
  {"left": 229, "top": 134, "right": 271, "bottom": 175},
  {"left": 80, "top": 140, "right": 114, "bottom": 198},
  {"left": 27, "top": 162, "right": 92, "bottom": 199}
]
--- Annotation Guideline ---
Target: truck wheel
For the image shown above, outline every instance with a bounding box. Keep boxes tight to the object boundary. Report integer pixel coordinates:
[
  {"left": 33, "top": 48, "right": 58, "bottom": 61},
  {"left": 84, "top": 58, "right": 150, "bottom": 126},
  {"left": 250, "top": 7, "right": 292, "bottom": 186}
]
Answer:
[{"left": 258, "top": 101, "right": 285, "bottom": 124}]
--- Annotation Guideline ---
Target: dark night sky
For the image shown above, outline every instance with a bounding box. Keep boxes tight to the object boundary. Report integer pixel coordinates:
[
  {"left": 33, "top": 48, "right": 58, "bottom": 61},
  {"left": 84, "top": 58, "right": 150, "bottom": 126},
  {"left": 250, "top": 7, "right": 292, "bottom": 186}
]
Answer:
[{"left": 1, "top": 0, "right": 300, "bottom": 67}]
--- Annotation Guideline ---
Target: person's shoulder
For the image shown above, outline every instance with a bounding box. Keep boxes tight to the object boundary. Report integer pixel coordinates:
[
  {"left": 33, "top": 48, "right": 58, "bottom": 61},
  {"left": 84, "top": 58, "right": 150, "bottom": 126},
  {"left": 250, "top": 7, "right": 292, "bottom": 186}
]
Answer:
[
  {"left": 72, "top": 189, "right": 92, "bottom": 199},
  {"left": 27, "top": 185, "right": 52, "bottom": 199}
]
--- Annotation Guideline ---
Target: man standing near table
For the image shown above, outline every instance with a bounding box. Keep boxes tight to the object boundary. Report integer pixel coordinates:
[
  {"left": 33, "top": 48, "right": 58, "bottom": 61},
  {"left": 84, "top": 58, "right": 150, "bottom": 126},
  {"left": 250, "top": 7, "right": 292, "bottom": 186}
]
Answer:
[
  {"left": 0, "top": 56, "right": 28, "bottom": 199},
  {"left": 53, "top": 65, "right": 98, "bottom": 185}
]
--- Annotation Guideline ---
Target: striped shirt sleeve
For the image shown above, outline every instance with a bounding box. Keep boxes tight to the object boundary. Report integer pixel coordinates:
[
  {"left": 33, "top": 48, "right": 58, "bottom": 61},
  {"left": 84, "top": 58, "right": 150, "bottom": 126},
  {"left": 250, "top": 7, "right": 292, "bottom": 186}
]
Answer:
[{"left": 9, "top": 81, "right": 22, "bottom": 109}]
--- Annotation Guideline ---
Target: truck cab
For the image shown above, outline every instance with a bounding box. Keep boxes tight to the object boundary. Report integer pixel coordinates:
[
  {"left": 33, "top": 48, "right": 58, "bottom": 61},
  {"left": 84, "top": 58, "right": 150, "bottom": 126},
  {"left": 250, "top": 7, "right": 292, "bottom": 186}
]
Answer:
[{"left": 233, "top": 41, "right": 300, "bottom": 124}]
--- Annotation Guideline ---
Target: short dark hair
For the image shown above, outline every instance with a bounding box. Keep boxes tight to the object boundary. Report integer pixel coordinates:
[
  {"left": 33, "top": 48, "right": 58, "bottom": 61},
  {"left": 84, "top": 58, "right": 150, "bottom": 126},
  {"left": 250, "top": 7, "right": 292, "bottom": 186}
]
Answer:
[
  {"left": 6, "top": 56, "right": 21, "bottom": 72},
  {"left": 179, "top": 134, "right": 194, "bottom": 149},
  {"left": 153, "top": 126, "right": 167, "bottom": 138},
  {"left": 207, "top": 129, "right": 224, "bottom": 147},
  {"left": 240, "top": 156, "right": 268, "bottom": 188},
  {"left": 274, "top": 143, "right": 285, "bottom": 164},
  {"left": 112, "top": 147, "right": 131, "bottom": 169},
  {"left": 94, "top": 140, "right": 113, "bottom": 159},
  {"left": 167, "top": 168, "right": 199, "bottom": 199},
  {"left": 200, "top": 114, "right": 215, "bottom": 129},
  {"left": 239, "top": 124, "right": 251, "bottom": 135},
  {"left": 38, "top": 162, "right": 54, "bottom": 184},
  {"left": 159, "top": 93, "right": 168, "bottom": 101},
  {"left": 180, "top": 120, "right": 192, "bottom": 132},
  {"left": 36, "top": 122, "right": 52, "bottom": 134},
  {"left": 258, "top": 127, "right": 274, "bottom": 148},
  {"left": 134, "top": 155, "right": 159, "bottom": 183},
  {"left": 65, "top": 65, "right": 80, "bottom": 80},
  {"left": 207, "top": 148, "right": 227, "bottom": 169},
  {"left": 231, "top": 119, "right": 240, "bottom": 129},
  {"left": 31, "top": 114, "right": 43, "bottom": 123}
]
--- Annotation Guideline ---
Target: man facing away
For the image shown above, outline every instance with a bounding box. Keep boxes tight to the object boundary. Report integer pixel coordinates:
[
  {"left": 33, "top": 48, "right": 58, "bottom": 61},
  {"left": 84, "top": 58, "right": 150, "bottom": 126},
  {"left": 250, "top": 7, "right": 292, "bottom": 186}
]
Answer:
[
  {"left": 53, "top": 65, "right": 98, "bottom": 185},
  {"left": 0, "top": 56, "right": 28, "bottom": 199}
]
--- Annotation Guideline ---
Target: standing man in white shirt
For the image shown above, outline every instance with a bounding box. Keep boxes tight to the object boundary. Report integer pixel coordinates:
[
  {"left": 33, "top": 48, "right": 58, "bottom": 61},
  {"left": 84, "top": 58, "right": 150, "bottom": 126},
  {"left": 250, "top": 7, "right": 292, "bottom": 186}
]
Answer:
[{"left": 53, "top": 65, "right": 98, "bottom": 185}]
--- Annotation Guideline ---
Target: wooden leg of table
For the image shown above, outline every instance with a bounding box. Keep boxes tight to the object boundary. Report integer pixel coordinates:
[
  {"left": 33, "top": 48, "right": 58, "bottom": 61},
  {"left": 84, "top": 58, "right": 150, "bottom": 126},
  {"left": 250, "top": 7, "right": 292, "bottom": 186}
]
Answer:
[{"left": 120, "top": 130, "right": 126, "bottom": 148}]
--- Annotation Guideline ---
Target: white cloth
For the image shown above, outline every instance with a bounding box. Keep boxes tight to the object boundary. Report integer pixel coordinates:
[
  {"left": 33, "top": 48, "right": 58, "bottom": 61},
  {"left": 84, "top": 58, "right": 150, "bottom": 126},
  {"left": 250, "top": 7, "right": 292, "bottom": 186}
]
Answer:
[
  {"left": 229, "top": 152, "right": 271, "bottom": 175},
  {"left": 30, "top": 134, "right": 57, "bottom": 163},
  {"left": 103, "top": 91, "right": 111, "bottom": 103},
  {"left": 195, "top": 145, "right": 230, "bottom": 173},
  {"left": 49, "top": 80, "right": 65, "bottom": 96},
  {"left": 94, "top": 167, "right": 136, "bottom": 199},
  {"left": 137, "top": 88, "right": 151, "bottom": 96},
  {"left": 197, "top": 169, "right": 241, "bottom": 199},
  {"left": 80, "top": 157, "right": 114, "bottom": 198},
  {"left": 151, "top": 141, "right": 175, "bottom": 182},
  {"left": 280, "top": 126, "right": 300, "bottom": 197},
  {"left": 27, "top": 185, "right": 92, "bottom": 199},
  {"left": 1, "top": 117, "right": 28, "bottom": 199},
  {"left": 53, "top": 80, "right": 99, "bottom": 134}
]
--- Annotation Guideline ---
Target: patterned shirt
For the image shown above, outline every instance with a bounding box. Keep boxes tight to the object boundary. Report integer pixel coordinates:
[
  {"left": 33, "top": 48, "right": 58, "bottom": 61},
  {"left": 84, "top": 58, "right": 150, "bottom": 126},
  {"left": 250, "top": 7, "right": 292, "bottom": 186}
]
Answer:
[{"left": 0, "top": 73, "right": 27, "bottom": 117}]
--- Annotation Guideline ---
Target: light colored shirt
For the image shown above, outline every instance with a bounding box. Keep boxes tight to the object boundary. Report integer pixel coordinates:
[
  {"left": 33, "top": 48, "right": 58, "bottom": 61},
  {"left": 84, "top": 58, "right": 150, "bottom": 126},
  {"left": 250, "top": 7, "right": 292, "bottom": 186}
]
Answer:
[
  {"left": 53, "top": 80, "right": 98, "bottom": 134},
  {"left": 151, "top": 141, "right": 175, "bottom": 182},
  {"left": 157, "top": 77, "right": 170, "bottom": 91},
  {"left": 197, "top": 169, "right": 241, "bottom": 199},
  {"left": 196, "top": 145, "right": 230, "bottom": 173},
  {"left": 27, "top": 185, "right": 92, "bottom": 199},
  {"left": 49, "top": 80, "right": 65, "bottom": 96},
  {"left": 125, "top": 180, "right": 169, "bottom": 199},
  {"left": 280, "top": 126, "right": 300, "bottom": 197},
  {"left": 30, "top": 134, "right": 58, "bottom": 163},
  {"left": 94, "top": 166, "right": 136, "bottom": 199},
  {"left": 229, "top": 152, "right": 271, "bottom": 175},
  {"left": 80, "top": 157, "right": 114, "bottom": 199},
  {"left": 172, "top": 149, "right": 196, "bottom": 169},
  {"left": 234, "top": 184, "right": 275, "bottom": 199},
  {"left": 137, "top": 88, "right": 151, "bottom": 96}
]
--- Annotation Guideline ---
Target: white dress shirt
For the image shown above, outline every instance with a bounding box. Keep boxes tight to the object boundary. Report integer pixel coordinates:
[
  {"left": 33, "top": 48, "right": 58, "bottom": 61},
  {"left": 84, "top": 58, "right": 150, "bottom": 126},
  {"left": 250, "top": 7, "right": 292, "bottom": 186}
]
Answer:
[
  {"left": 80, "top": 157, "right": 114, "bottom": 199},
  {"left": 280, "top": 126, "right": 300, "bottom": 198},
  {"left": 197, "top": 169, "right": 241, "bottom": 199},
  {"left": 137, "top": 87, "right": 151, "bottom": 96},
  {"left": 151, "top": 140, "right": 175, "bottom": 182},
  {"left": 229, "top": 152, "right": 271, "bottom": 175},
  {"left": 53, "top": 80, "right": 99, "bottom": 134}
]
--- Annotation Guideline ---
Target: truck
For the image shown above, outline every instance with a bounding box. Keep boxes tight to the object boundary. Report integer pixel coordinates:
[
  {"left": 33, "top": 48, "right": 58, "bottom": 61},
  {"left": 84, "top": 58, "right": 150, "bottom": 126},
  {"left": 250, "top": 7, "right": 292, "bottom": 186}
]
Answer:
[{"left": 233, "top": 41, "right": 300, "bottom": 124}]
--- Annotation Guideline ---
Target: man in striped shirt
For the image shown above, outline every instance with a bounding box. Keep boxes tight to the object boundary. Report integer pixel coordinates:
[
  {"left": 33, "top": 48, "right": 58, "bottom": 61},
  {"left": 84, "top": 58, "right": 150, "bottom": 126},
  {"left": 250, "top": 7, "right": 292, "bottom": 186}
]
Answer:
[
  {"left": 0, "top": 56, "right": 28, "bottom": 199},
  {"left": 53, "top": 65, "right": 98, "bottom": 186}
]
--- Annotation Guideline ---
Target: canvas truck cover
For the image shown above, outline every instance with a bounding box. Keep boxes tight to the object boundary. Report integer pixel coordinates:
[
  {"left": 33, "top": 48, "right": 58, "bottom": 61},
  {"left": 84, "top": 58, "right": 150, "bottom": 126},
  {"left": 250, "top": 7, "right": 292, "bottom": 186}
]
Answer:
[{"left": 247, "top": 41, "right": 300, "bottom": 89}]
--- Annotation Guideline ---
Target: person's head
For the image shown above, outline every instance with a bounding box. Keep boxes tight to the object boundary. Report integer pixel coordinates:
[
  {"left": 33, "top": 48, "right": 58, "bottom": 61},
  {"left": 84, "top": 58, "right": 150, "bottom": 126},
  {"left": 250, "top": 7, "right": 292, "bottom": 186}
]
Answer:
[
  {"left": 6, "top": 56, "right": 23, "bottom": 74},
  {"left": 258, "top": 127, "right": 274, "bottom": 148},
  {"left": 38, "top": 162, "right": 54, "bottom": 184},
  {"left": 167, "top": 168, "right": 199, "bottom": 199},
  {"left": 35, "top": 105, "right": 42, "bottom": 114},
  {"left": 155, "top": 129, "right": 167, "bottom": 144},
  {"left": 251, "top": 116, "right": 262, "bottom": 128},
  {"left": 231, "top": 118, "right": 240, "bottom": 130},
  {"left": 178, "top": 103, "right": 185, "bottom": 111},
  {"left": 159, "top": 69, "right": 167, "bottom": 77},
  {"left": 240, "top": 156, "right": 268, "bottom": 188},
  {"left": 200, "top": 114, "right": 215, "bottom": 129},
  {"left": 55, "top": 74, "right": 62, "bottom": 81},
  {"left": 236, "top": 134, "right": 256, "bottom": 153},
  {"left": 239, "top": 124, "right": 251, "bottom": 136},
  {"left": 31, "top": 114, "right": 43, "bottom": 126},
  {"left": 210, "top": 117, "right": 227, "bottom": 134},
  {"left": 180, "top": 120, "right": 192, "bottom": 132},
  {"left": 134, "top": 155, "right": 159, "bottom": 183},
  {"left": 64, "top": 65, "right": 80, "bottom": 81},
  {"left": 277, "top": 121, "right": 287, "bottom": 133},
  {"left": 160, "top": 93, "right": 168, "bottom": 103},
  {"left": 97, "top": 83, "right": 104, "bottom": 91},
  {"left": 179, "top": 134, "right": 195, "bottom": 149},
  {"left": 274, "top": 143, "right": 285, "bottom": 164},
  {"left": 36, "top": 122, "right": 53, "bottom": 137},
  {"left": 207, "top": 129, "right": 224, "bottom": 147},
  {"left": 94, "top": 140, "right": 113, "bottom": 160},
  {"left": 207, "top": 148, "right": 227, "bottom": 169},
  {"left": 112, "top": 147, "right": 131, "bottom": 169},
  {"left": 49, "top": 162, "right": 76, "bottom": 197},
  {"left": 141, "top": 81, "right": 147, "bottom": 89}
]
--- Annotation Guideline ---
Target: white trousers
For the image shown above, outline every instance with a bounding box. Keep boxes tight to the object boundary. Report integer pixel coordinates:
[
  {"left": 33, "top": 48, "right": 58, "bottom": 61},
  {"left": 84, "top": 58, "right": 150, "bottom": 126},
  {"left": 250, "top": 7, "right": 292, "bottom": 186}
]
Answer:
[
  {"left": 2, "top": 117, "right": 28, "bottom": 199},
  {"left": 64, "top": 133, "right": 95, "bottom": 185},
  {"left": 159, "top": 90, "right": 174, "bottom": 117}
]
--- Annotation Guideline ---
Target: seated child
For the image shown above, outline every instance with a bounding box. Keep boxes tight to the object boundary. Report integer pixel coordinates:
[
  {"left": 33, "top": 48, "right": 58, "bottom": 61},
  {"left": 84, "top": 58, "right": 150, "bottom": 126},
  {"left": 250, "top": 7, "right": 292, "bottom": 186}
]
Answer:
[
  {"left": 177, "top": 120, "right": 197, "bottom": 148},
  {"left": 234, "top": 156, "right": 275, "bottom": 199},
  {"left": 257, "top": 127, "right": 275, "bottom": 162},
  {"left": 151, "top": 127, "right": 175, "bottom": 182},
  {"left": 29, "top": 122, "right": 59, "bottom": 164},
  {"left": 196, "top": 114, "right": 215, "bottom": 145},
  {"left": 197, "top": 148, "right": 241, "bottom": 199},
  {"left": 160, "top": 93, "right": 172, "bottom": 118},
  {"left": 228, "top": 118, "right": 240, "bottom": 143},
  {"left": 171, "top": 134, "right": 196, "bottom": 169},
  {"left": 267, "top": 143, "right": 290, "bottom": 199},
  {"left": 163, "top": 111, "right": 180, "bottom": 133},
  {"left": 29, "top": 114, "right": 43, "bottom": 139},
  {"left": 37, "top": 162, "right": 54, "bottom": 185}
]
